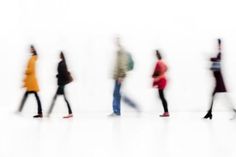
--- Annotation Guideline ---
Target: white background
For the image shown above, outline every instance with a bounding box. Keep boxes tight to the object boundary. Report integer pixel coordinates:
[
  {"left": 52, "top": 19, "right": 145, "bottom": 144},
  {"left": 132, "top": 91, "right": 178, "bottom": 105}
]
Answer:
[
  {"left": 0, "top": 0, "right": 236, "bottom": 157},
  {"left": 1, "top": 0, "right": 236, "bottom": 114}
]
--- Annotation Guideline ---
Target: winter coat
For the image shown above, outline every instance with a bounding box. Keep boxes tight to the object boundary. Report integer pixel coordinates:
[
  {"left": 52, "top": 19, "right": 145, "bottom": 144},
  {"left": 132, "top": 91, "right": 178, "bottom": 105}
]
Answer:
[
  {"left": 210, "top": 52, "right": 226, "bottom": 93},
  {"left": 56, "top": 60, "right": 72, "bottom": 86},
  {"left": 152, "top": 60, "right": 167, "bottom": 90},
  {"left": 23, "top": 55, "right": 39, "bottom": 92},
  {"left": 113, "top": 49, "right": 128, "bottom": 80}
]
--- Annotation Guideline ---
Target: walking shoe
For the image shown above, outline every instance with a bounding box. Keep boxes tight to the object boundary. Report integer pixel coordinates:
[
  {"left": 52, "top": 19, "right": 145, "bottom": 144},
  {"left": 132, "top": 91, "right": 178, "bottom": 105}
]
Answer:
[
  {"left": 108, "top": 113, "right": 120, "bottom": 117},
  {"left": 63, "top": 114, "right": 73, "bottom": 119},
  {"left": 160, "top": 112, "right": 169, "bottom": 117},
  {"left": 46, "top": 114, "right": 51, "bottom": 118},
  {"left": 33, "top": 114, "right": 43, "bottom": 118}
]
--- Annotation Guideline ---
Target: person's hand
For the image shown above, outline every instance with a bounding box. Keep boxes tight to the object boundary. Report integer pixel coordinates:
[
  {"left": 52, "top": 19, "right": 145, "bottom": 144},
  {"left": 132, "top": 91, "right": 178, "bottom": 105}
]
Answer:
[
  {"left": 153, "top": 84, "right": 159, "bottom": 88},
  {"left": 118, "top": 78, "right": 123, "bottom": 83},
  {"left": 154, "top": 77, "right": 160, "bottom": 82},
  {"left": 154, "top": 75, "right": 164, "bottom": 82}
]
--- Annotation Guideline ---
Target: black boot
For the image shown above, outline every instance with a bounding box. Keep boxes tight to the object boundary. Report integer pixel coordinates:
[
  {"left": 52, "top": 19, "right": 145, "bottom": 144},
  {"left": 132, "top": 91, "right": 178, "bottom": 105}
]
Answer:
[
  {"left": 33, "top": 114, "right": 43, "bottom": 118},
  {"left": 203, "top": 111, "right": 212, "bottom": 120}
]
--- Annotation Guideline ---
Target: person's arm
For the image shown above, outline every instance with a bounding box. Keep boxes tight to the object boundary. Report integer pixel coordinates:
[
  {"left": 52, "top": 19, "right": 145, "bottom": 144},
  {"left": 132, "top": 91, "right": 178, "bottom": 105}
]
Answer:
[
  {"left": 210, "top": 52, "right": 221, "bottom": 62},
  {"left": 153, "top": 61, "right": 167, "bottom": 81},
  {"left": 25, "top": 57, "right": 34, "bottom": 75},
  {"left": 152, "top": 62, "right": 160, "bottom": 78},
  {"left": 154, "top": 74, "right": 165, "bottom": 82}
]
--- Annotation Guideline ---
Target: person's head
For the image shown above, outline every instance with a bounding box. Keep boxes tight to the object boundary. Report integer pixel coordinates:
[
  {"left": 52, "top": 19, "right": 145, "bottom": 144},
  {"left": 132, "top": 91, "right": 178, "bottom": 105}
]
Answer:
[
  {"left": 218, "top": 38, "right": 222, "bottom": 51},
  {"left": 60, "top": 51, "right": 65, "bottom": 61},
  {"left": 155, "top": 50, "right": 162, "bottom": 60},
  {"left": 115, "top": 36, "right": 122, "bottom": 49},
  {"left": 30, "top": 45, "right": 37, "bottom": 55}
]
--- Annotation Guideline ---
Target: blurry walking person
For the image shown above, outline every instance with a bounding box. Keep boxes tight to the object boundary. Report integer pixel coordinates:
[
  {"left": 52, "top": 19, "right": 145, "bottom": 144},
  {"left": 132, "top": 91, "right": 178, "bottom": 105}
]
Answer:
[
  {"left": 203, "top": 39, "right": 236, "bottom": 119},
  {"left": 109, "top": 37, "right": 139, "bottom": 116},
  {"left": 18, "top": 45, "right": 43, "bottom": 118},
  {"left": 47, "top": 52, "right": 73, "bottom": 118},
  {"left": 152, "top": 50, "right": 169, "bottom": 117}
]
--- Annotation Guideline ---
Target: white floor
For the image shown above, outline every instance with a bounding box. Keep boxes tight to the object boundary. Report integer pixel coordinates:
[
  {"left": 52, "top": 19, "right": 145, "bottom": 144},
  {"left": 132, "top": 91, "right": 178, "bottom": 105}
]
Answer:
[{"left": 1, "top": 111, "right": 236, "bottom": 157}]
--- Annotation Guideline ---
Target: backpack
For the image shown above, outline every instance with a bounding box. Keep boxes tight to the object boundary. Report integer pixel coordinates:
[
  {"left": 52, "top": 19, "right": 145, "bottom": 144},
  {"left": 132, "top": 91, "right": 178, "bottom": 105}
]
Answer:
[{"left": 126, "top": 53, "right": 134, "bottom": 71}]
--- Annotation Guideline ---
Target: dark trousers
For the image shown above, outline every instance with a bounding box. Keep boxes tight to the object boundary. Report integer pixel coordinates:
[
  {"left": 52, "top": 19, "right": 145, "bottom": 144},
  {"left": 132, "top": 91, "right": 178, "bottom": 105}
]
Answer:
[
  {"left": 159, "top": 89, "right": 168, "bottom": 113},
  {"left": 18, "top": 91, "right": 42, "bottom": 114},
  {"left": 48, "top": 86, "right": 72, "bottom": 115},
  {"left": 112, "top": 81, "right": 122, "bottom": 115}
]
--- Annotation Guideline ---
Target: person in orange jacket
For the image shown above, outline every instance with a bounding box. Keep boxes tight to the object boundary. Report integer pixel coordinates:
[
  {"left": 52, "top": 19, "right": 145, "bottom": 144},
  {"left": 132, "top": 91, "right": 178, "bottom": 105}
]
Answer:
[{"left": 18, "top": 45, "right": 43, "bottom": 118}]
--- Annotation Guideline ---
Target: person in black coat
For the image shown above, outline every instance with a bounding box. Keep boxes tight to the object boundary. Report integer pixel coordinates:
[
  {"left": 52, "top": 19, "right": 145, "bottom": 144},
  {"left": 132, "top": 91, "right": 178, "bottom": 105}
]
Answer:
[
  {"left": 203, "top": 39, "right": 236, "bottom": 119},
  {"left": 47, "top": 52, "right": 73, "bottom": 118}
]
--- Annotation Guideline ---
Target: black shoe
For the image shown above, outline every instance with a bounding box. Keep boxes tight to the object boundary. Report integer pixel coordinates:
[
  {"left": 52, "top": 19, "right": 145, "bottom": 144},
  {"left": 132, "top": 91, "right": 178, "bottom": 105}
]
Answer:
[
  {"left": 33, "top": 114, "right": 43, "bottom": 118},
  {"left": 203, "top": 112, "right": 212, "bottom": 120}
]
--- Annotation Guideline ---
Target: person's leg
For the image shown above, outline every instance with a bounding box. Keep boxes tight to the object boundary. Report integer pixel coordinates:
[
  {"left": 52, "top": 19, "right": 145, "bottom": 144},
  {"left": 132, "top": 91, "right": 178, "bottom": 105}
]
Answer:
[
  {"left": 62, "top": 86, "right": 73, "bottom": 118},
  {"left": 122, "top": 95, "right": 140, "bottom": 112},
  {"left": 224, "top": 94, "right": 236, "bottom": 111},
  {"left": 18, "top": 91, "right": 29, "bottom": 112},
  {"left": 112, "top": 81, "right": 121, "bottom": 115},
  {"left": 33, "top": 92, "right": 42, "bottom": 115},
  {"left": 159, "top": 89, "right": 169, "bottom": 113},
  {"left": 208, "top": 92, "right": 216, "bottom": 113},
  {"left": 222, "top": 93, "right": 236, "bottom": 119},
  {"left": 63, "top": 93, "right": 72, "bottom": 115},
  {"left": 47, "top": 92, "right": 58, "bottom": 115},
  {"left": 203, "top": 92, "right": 216, "bottom": 119}
]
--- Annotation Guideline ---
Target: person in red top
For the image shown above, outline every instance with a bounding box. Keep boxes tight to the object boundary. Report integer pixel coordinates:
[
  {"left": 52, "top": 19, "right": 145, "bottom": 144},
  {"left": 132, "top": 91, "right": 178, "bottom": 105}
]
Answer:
[{"left": 152, "top": 50, "right": 169, "bottom": 117}]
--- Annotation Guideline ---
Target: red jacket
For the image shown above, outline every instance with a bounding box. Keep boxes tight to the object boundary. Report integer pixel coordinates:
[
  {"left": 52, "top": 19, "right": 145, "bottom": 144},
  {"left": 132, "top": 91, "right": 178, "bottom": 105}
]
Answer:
[{"left": 152, "top": 60, "right": 167, "bottom": 89}]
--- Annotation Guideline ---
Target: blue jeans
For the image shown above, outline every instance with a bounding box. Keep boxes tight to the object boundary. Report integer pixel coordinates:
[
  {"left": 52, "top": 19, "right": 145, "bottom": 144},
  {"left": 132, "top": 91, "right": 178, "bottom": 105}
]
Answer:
[{"left": 112, "top": 81, "right": 122, "bottom": 115}]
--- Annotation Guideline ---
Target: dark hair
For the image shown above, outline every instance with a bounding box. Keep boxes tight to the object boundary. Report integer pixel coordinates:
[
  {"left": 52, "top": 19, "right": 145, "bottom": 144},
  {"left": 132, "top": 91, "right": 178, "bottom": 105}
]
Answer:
[
  {"left": 30, "top": 45, "right": 37, "bottom": 55},
  {"left": 60, "top": 51, "right": 68, "bottom": 64},
  {"left": 156, "top": 50, "right": 162, "bottom": 59},
  {"left": 60, "top": 51, "right": 66, "bottom": 61},
  {"left": 60, "top": 51, "right": 69, "bottom": 70},
  {"left": 218, "top": 38, "right": 221, "bottom": 45}
]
